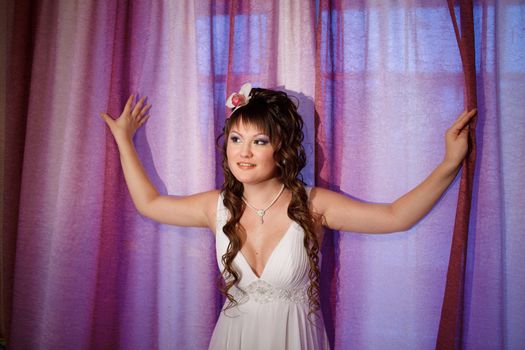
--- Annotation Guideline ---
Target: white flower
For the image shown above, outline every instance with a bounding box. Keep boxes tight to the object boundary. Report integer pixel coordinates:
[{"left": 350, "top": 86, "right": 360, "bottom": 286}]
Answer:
[{"left": 225, "top": 83, "right": 252, "bottom": 111}]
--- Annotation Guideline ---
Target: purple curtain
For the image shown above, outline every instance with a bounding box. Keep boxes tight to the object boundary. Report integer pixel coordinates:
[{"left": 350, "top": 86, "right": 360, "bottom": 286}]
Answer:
[
  {"left": 1, "top": 0, "right": 523, "bottom": 349},
  {"left": 316, "top": 1, "right": 465, "bottom": 348}
]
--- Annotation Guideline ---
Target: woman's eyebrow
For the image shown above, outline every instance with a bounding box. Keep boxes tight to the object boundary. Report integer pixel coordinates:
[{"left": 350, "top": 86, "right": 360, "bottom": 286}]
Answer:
[{"left": 229, "top": 130, "right": 268, "bottom": 138}]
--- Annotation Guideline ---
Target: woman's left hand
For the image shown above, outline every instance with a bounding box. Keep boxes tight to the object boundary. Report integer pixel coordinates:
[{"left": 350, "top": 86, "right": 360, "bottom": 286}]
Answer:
[{"left": 443, "top": 108, "right": 477, "bottom": 168}]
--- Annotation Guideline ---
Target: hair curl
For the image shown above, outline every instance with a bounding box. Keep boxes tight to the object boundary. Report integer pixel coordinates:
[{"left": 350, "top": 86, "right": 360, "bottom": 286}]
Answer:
[{"left": 216, "top": 87, "right": 322, "bottom": 322}]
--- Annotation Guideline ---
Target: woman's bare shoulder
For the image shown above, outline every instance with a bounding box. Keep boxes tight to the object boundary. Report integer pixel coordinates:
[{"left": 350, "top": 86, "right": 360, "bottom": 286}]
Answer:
[{"left": 199, "top": 189, "right": 221, "bottom": 233}]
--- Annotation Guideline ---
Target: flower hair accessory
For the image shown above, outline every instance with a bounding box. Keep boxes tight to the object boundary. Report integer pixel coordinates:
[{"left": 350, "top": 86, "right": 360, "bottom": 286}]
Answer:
[{"left": 226, "top": 83, "right": 252, "bottom": 113}]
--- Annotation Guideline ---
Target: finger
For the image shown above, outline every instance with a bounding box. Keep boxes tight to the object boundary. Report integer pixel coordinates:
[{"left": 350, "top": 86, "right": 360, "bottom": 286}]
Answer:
[
  {"left": 458, "top": 108, "right": 476, "bottom": 128},
  {"left": 123, "top": 94, "right": 135, "bottom": 115},
  {"left": 132, "top": 96, "right": 146, "bottom": 117},
  {"left": 451, "top": 109, "right": 468, "bottom": 125},
  {"left": 452, "top": 108, "right": 476, "bottom": 131},
  {"left": 99, "top": 112, "right": 113, "bottom": 124},
  {"left": 138, "top": 115, "right": 150, "bottom": 126},
  {"left": 139, "top": 103, "right": 152, "bottom": 117}
]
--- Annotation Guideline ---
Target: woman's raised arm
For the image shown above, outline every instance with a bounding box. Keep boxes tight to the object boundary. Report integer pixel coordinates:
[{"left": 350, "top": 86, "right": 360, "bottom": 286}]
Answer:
[
  {"left": 311, "top": 108, "right": 477, "bottom": 234},
  {"left": 100, "top": 94, "right": 218, "bottom": 229}
]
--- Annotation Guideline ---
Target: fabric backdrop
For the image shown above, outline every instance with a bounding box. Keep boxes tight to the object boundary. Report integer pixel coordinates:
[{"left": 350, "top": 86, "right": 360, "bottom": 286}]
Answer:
[{"left": 1, "top": 0, "right": 523, "bottom": 349}]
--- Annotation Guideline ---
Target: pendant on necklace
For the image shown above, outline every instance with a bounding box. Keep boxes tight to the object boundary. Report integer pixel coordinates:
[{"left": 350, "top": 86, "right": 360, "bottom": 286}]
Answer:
[
  {"left": 242, "top": 184, "right": 285, "bottom": 226},
  {"left": 256, "top": 209, "right": 265, "bottom": 224}
]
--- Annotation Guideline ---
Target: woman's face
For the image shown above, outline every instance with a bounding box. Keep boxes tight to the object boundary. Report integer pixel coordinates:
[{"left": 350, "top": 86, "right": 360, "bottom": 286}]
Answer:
[{"left": 226, "top": 121, "right": 278, "bottom": 185}]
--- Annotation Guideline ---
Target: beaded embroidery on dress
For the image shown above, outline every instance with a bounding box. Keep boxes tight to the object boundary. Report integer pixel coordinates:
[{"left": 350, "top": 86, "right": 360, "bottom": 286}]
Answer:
[{"left": 208, "top": 190, "right": 330, "bottom": 350}]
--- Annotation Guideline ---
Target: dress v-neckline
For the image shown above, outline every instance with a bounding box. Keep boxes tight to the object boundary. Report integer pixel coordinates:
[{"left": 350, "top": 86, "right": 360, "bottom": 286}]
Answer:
[{"left": 238, "top": 221, "right": 297, "bottom": 279}]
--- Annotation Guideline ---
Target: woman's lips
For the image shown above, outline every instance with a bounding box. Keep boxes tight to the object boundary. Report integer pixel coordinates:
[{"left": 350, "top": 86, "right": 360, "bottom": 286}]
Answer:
[{"left": 237, "top": 162, "right": 256, "bottom": 169}]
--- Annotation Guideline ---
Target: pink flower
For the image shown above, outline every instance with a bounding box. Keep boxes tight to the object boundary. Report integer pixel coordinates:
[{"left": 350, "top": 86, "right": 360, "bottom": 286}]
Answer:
[{"left": 231, "top": 94, "right": 246, "bottom": 107}]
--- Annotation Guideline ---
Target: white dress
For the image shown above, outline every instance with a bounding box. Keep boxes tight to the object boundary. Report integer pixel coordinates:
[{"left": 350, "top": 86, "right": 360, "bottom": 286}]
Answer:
[{"left": 209, "top": 192, "right": 330, "bottom": 350}]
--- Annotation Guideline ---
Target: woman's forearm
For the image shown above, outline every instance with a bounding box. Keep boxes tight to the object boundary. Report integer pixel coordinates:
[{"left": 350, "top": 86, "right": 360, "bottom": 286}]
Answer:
[
  {"left": 101, "top": 96, "right": 215, "bottom": 227},
  {"left": 115, "top": 135, "right": 159, "bottom": 214},
  {"left": 391, "top": 161, "right": 461, "bottom": 231},
  {"left": 390, "top": 109, "right": 475, "bottom": 231}
]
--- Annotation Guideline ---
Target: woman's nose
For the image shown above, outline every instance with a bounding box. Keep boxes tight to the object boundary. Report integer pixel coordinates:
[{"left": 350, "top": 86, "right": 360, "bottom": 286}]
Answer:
[{"left": 240, "top": 143, "right": 253, "bottom": 158}]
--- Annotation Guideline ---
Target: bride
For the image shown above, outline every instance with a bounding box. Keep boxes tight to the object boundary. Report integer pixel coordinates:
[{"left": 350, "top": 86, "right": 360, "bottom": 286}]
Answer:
[{"left": 100, "top": 83, "right": 475, "bottom": 349}]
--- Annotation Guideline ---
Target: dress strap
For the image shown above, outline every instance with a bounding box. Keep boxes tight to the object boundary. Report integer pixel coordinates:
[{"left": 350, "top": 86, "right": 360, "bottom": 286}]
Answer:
[{"left": 216, "top": 192, "right": 228, "bottom": 236}]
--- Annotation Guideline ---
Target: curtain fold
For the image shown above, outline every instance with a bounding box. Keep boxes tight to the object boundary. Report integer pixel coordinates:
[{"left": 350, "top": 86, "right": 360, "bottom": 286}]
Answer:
[
  {"left": 1, "top": 0, "right": 37, "bottom": 345},
  {"left": 1, "top": 0, "right": 523, "bottom": 349},
  {"left": 437, "top": 1, "right": 479, "bottom": 349}
]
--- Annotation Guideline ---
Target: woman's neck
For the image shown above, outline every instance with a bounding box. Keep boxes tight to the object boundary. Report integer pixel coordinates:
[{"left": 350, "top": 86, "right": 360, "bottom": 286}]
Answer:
[{"left": 242, "top": 179, "right": 284, "bottom": 208}]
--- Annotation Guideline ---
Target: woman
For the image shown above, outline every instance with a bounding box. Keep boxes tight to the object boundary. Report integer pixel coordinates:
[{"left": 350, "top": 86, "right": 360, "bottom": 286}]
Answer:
[{"left": 100, "top": 84, "right": 476, "bottom": 349}]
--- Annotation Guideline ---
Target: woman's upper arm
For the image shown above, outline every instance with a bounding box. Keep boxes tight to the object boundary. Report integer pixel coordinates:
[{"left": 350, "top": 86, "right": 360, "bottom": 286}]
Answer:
[
  {"left": 310, "top": 187, "right": 403, "bottom": 234},
  {"left": 139, "top": 189, "right": 220, "bottom": 230}
]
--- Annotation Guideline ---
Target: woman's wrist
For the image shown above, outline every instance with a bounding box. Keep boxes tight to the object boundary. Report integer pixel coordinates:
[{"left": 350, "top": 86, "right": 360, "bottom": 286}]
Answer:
[
  {"left": 114, "top": 132, "right": 134, "bottom": 147},
  {"left": 438, "top": 159, "right": 462, "bottom": 178}
]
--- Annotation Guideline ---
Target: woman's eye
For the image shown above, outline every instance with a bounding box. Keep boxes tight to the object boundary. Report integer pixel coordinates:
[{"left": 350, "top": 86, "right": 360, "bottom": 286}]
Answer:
[
  {"left": 254, "top": 139, "right": 269, "bottom": 145},
  {"left": 230, "top": 136, "right": 241, "bottom": 143}
]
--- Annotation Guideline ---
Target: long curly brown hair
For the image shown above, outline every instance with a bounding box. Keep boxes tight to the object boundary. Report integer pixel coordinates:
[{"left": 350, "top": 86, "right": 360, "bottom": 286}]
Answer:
[{"left": 217, "top": 87, "right": 322, "bottom": 321}]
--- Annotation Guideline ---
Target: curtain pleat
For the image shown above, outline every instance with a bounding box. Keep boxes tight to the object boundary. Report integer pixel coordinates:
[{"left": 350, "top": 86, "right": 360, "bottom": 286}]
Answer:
[
  {"left": 91, "top": 1, "right": 131, "bottom": 347},
  {"left": 314, "top": 2, "right": 337, "bottom": 348},
  {"left": 437, "top": 1, "right": 479, "bottom": 349},
  {"left": 1, "top": 0, "right": 38, "bottom": 344}
]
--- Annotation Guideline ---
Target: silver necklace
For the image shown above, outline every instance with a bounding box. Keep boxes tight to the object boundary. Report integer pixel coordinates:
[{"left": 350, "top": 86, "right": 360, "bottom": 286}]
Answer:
[{"left": 242, "top": 184, "right": 285, "bottom": 224}]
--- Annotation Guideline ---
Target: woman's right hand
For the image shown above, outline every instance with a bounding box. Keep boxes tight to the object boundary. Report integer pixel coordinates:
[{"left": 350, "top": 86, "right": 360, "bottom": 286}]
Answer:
[{"left": 100, "top": 94, "right": 151, "bottom": 142}]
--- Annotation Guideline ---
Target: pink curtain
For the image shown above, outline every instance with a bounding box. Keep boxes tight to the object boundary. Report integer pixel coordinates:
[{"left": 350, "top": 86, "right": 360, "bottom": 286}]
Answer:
[{"left": 1, "top": 0, "right": 523, "bottom": 349}]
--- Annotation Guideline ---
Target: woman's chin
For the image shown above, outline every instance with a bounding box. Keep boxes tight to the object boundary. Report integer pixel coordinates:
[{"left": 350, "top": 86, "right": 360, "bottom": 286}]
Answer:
[{"left": 233, "top": 174, "right": 280, "bottom": 186}]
